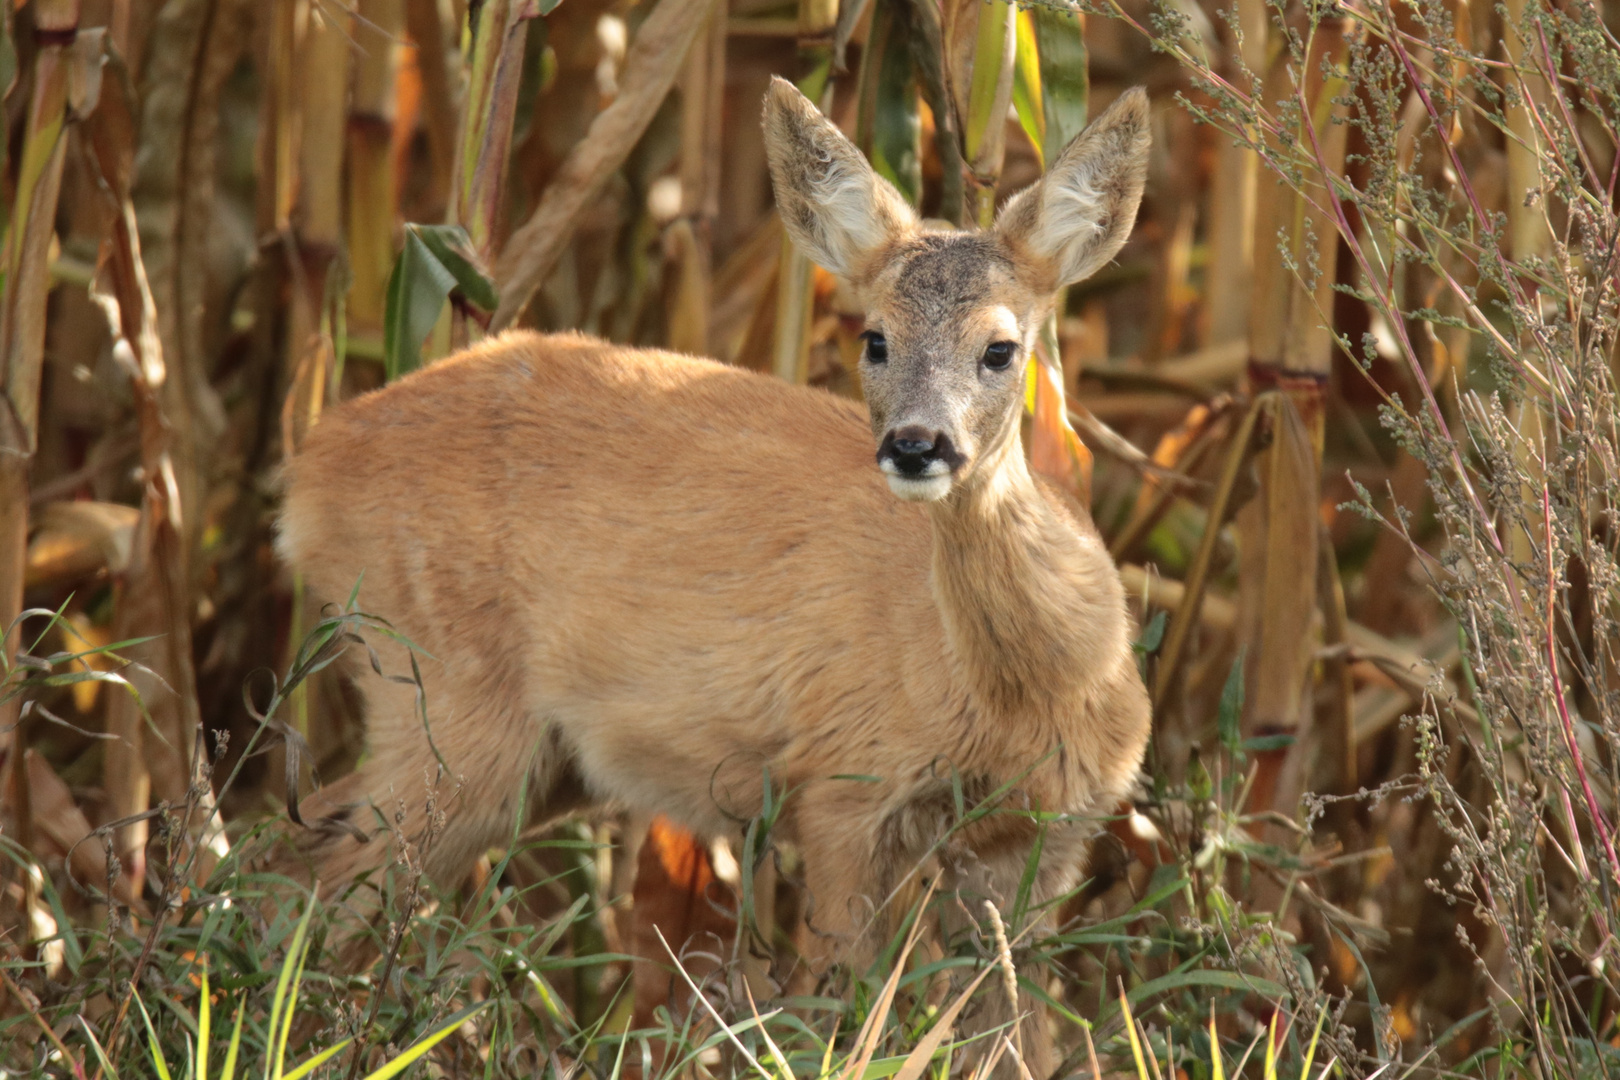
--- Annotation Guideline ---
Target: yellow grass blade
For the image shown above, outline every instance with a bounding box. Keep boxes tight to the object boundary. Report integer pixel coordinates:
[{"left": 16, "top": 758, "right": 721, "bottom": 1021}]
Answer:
[
  {"left": 889, "top": 960, "right": 998, "bottom": 1080},
  {"left": 1263, "top": 1009, "right": 1279, "bottom": 1080},
  {"left": 281, "top": 1038, "right": 354, "bottom": 1080},
  {"left": 198, "top": 964, "right": 210, "bottom": 1080},
  {"left": 1298, "top": 1004, "right": 1326, "bottom": 1080},
  {"left": 220, "top": 998, "right": 246, "bottom": 1080},
  {"left": 1118, "top": 985, "right": 1151, "bottom": 1080},
  {"left": 359, "top": 1001, "right": 491, "bottom": 1080}
]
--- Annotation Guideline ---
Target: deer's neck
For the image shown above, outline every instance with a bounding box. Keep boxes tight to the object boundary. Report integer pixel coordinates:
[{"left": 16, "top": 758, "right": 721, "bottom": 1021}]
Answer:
[{"left": 928, "top": 441, "right": 1128, "bottom": 720}]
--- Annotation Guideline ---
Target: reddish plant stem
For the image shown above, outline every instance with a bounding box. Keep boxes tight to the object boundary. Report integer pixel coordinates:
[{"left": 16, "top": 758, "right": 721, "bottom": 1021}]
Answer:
[{"left": 1542, "top": 486, "right": 1620, "bottom": 889}]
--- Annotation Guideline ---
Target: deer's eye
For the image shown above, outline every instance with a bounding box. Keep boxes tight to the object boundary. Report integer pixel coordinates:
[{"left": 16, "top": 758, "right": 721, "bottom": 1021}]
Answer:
[
  {"left": 982, "top": 341, "right": 1017, "bottom": 370},
  {"left": 862, "top": 332, "right": 888, "bottom": 362}
]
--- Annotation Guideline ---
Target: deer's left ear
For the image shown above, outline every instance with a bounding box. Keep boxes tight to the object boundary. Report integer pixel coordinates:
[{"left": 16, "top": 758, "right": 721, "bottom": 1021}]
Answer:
[{"left": 995, "top": 87, "right": 1151, "bottom": 290}]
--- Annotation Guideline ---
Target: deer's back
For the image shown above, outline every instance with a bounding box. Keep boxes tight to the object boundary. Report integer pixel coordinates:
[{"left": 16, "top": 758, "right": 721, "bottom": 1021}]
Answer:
[{"left": 279, "top": 332, "right": 953, "bottom": 826}]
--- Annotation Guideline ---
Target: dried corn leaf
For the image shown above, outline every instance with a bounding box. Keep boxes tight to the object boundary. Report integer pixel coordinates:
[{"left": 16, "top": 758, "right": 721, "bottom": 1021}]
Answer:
[
  {"left": 25, "top": 502, "right": 140, "bottom": 588},
  {"left": 1028, "top": 350, "right": 1092, "bottom": 504},
  {"left": 493, "top": 0, "right": 721, "bottom": 331},
  {"left": 453, "top": 0, "right": 549, "bottom": 258}
]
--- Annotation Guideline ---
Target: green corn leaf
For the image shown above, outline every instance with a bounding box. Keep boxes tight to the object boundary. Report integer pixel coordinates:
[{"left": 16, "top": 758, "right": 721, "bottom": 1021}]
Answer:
[
  {"left": 963, "top": 1, "right": 1013, "bottom": 169},
  {"left": 382, "top": 224, "right": 498, "bottom": 380},
  {"left": 1032, "top": 6, "right": 1088, "bottom": 155},
  {"left": 1011, "top": 10, "right": 1044, "bottom": 165},
  {"left": 1133, "top": 610, "right": 1167, "bottom": 655},
  {"left": 412, "top": 225, "right": 499, "bottom": 310},
  {"left": 858, "top": 0, "right": 922, "bottom": 206}
]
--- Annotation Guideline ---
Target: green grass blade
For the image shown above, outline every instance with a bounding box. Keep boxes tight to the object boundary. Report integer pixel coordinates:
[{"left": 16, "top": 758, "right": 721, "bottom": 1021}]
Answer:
[
  {"left": 1118, "top": 987, "right": 1151, "bottom": 1080},
  {"left": 77, "top": 1016, "right": 120, "bottom": 1080},
  {"left": 272, "top": 931, "right": 312, "bottom": 1080},
  {"left": 1263, "top": 1009, "right": 1278, "bottom": 1080},
  {"left": 136, "top": 992, "right": 175, "bottom": 1080}
]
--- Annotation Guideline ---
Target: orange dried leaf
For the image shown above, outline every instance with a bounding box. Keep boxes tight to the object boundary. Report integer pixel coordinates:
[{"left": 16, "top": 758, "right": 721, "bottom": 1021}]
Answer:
[{"left": 1028, "top": 354, "right": 1092, "bottom": 504}]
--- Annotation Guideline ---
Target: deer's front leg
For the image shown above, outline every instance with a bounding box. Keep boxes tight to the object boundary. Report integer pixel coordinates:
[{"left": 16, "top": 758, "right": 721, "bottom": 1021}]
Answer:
[
  {"left": 788, "top": 786, "right": 895, "bottom": 978},
  {"left": 940, "top": 818, "right": 1090, "bottom": 1080}
]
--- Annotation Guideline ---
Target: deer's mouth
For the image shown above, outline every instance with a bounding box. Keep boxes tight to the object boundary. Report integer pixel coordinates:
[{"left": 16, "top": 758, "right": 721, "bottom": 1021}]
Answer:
[
  {"left": 876, "top": 428, "right": 963, "bottom": 501},
  {"left": 880, "top": 465, "right": 954, "bottom": 502}
]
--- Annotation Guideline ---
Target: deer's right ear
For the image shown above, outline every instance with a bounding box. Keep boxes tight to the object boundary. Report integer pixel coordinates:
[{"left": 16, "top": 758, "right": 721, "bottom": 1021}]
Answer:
[
  {"left": 763, "top": 77, "right": 917, "bottom": 282},
  {"left": 995, "top": 87, "right": 1152, "bottom": 291}
]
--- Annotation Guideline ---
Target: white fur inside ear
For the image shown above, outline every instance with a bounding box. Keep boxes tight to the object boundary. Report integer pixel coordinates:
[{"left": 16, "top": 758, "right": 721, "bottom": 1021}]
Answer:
[
  {"left": 806, "top": 148, "right": 890, "bottom": 277},
  {"left": 1035, "top": 159, "right": 1109, "bottom": 283}
]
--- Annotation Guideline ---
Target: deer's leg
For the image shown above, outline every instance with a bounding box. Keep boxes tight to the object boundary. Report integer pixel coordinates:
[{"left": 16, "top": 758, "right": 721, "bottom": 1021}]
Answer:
[
  {"left": 266, "top": 668, "right": 580, "bottom": 967},
  {"left": 940, "top": 821, "right": 1090, "bottom": 1080},
  {"left": 790, "top": 791, "right": 888, "bottom": 978}
]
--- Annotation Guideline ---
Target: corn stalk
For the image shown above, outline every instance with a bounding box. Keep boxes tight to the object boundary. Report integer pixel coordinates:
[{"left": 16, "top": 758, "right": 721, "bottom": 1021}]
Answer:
[
  {"left": 770, "top": 0, "right": 838, "bottom": 384},
  {"left": 1203, "top": 0, "right": 1266, "bottom": 345},
  {"left": 491, "top": 0, "right": 718, "bottom": 332},
  {"left": 348, "top": 0, "right": 406, "bottom": 332},
  {"left": 1, "top": 0, "right": 82, "bottom": 777},
  {"left": 451, "top": 0, "right": 551, "bottom": 261},
  {"left": 948, "top": 0, "right": 1016, "bottom": 229},
  {"left": 1504, "top": 0, "right": 1553, "bottom": 571},
  {"left": 404, "top": 0, "right": 457, "bottom": 219},
  {"left": 1236, "top": 16, "right": 1350, "bottom": 806},
  {"left": 666, "top": 0, "right": 726, "bottom": 356}
]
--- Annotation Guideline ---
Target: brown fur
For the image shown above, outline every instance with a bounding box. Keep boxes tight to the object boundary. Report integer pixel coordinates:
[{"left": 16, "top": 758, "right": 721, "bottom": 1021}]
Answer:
[{"left": 275, "top": 80, "right": 1154, "bottom": 1075}]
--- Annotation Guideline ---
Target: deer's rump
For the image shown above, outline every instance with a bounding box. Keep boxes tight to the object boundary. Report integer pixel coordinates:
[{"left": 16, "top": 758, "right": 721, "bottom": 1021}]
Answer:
[{"left": 278, "top": 330, "right": 949, "bottom": 832}]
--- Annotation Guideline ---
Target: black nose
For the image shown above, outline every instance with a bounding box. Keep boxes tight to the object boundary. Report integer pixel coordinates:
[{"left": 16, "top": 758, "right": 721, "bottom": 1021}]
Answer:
[{"left": 882, "top": 425, "right": 941, "bottom": 476}]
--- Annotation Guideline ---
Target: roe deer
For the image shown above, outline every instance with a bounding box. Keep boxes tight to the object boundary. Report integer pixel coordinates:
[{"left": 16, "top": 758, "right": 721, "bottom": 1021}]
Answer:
[{"left": 273, "top": 79, "right": 1153, "bottom": 1073}]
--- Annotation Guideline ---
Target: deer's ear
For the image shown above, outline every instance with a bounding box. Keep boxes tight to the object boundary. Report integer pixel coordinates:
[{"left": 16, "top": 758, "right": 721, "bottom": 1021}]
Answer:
[
  {"left": 995, "top": 87, "right": 1151, "bottom": 290},
  {"left": 763, "top": 77, "right": 917, "bottom": 282}
]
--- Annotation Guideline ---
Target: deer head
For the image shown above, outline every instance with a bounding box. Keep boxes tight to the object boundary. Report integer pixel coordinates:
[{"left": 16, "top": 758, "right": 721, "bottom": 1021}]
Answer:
[{"left": 763, "top": 78, "right": 1151, "bottom": 502}]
